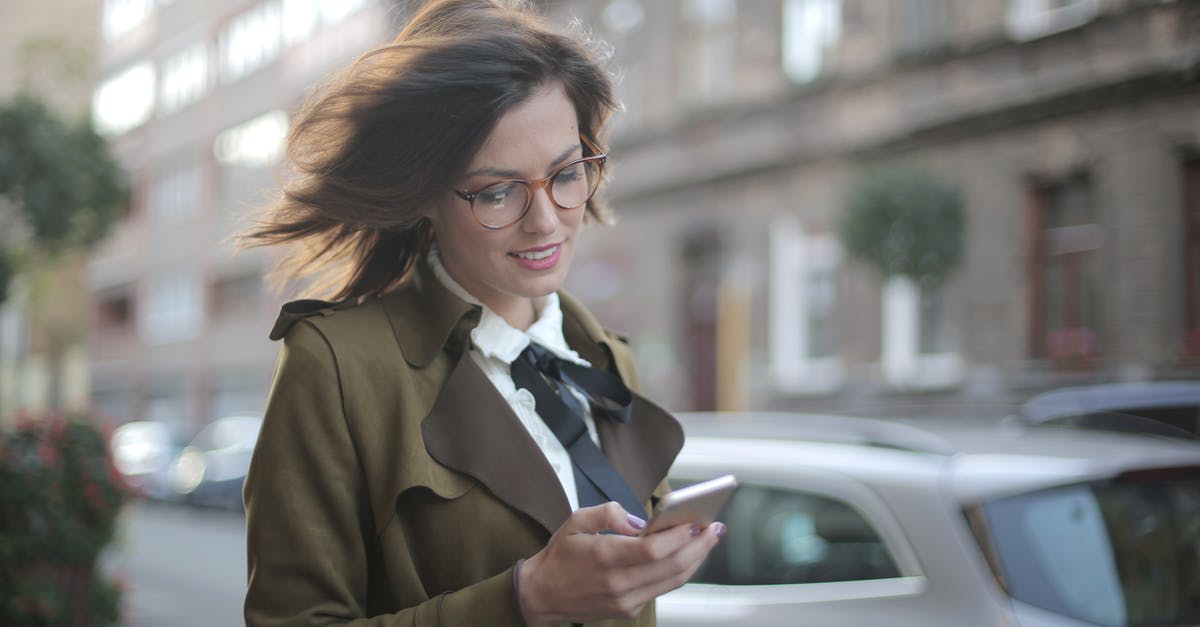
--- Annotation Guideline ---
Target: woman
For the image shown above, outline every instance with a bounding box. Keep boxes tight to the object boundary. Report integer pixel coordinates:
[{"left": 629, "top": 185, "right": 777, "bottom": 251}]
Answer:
[{"left": 241, "top": 1, "right": 722, "bottom": 625}]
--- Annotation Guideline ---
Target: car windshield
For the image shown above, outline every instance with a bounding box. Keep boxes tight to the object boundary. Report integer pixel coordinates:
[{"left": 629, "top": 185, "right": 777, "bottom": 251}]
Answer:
[{"left": 972, "top": 468, "right": 1200, "bottom": 627}]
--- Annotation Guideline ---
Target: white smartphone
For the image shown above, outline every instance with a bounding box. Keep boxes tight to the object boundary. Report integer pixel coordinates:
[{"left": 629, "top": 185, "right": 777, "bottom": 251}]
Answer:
[{"left": 640, "top": 474, "right": 737, "bottom": 536}]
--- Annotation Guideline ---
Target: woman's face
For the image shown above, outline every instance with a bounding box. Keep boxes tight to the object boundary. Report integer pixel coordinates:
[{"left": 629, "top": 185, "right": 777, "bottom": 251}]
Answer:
[{"left": 429, "top": 82, "right": 588, "bottom": 327}]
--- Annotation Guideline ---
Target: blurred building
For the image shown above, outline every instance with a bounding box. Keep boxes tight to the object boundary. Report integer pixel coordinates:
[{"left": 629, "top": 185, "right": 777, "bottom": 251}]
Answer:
[
  {"left": 86, "top": 0, "right": 1200, "bottom": 432},
  {"left": 0, "top": 0, "right": 102, "bottom": 421},
  {"left": 87, "top": 0, "right": 407, "bottom": 437},
  {"left": 552, "top": 0, "right": 1200, "bottom": 411}
]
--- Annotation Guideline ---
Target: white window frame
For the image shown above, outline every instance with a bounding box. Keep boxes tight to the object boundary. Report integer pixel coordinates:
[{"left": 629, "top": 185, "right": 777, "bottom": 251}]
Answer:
[
  {"left": 92, "top": 62, "right": 156, "bottom": 136},
  {"left": 142, "top": 271, "right": 203, "bottom": 345},
  {"left": 782, "top": 0, "right": 842, "bottom": 85},
  {"left": 219, "top": 1, "right": 284, "bottom": 84},
  {"left": 159, "top": 40, "right": 210, "bottom": 115},
  {"left": 770, "top": 216, "right": 843, "bottom": 395},
  {"left": 679, "top": 0, "right": 737, "bottom": 106},
  {"left": 881, "top": 276, "right": 963, "bottom": 389},
  {"left": 1005, "top": 0, "right": 1099, "bottom": 42}
]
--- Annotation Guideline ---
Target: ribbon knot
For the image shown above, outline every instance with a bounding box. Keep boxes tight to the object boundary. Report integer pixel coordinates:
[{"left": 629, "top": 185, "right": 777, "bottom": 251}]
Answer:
[{"left": 510, "top": 341, "right": 643, "bottom": 516}]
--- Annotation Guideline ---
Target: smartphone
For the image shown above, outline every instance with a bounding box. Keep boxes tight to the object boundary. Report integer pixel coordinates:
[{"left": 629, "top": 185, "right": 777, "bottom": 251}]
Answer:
[{"left": 641, "top": 474, "right": 737, "bottom": 536}]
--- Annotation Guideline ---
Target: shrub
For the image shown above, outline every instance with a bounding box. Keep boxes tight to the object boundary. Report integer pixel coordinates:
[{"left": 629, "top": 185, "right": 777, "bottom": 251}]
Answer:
[{"left": 0, "top": 415, "right": 132, "bottom": 626}]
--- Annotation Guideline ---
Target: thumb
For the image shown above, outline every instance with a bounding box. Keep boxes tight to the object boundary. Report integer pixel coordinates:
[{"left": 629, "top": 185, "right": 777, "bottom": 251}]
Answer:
[{"left": 562, "top": 501, "right": 646, "bottom": 536}]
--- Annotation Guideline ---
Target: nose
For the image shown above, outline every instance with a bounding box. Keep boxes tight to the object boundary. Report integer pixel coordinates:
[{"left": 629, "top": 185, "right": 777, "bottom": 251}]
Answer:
[{"left": 521, "top": 184, "right": 558, "bottom": 234}]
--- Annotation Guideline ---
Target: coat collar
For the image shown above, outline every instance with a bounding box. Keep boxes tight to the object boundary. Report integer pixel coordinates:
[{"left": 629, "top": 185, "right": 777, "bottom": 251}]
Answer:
[
  {"left": 380, "top": 258, "right": 624, "bottom": 371},
  {"left": 421, "top": 351, "right": 683, "bottom": 537},
  {"left": 380, "top": 258, "right": 481, "bottom": 367},
  {"left": 392, "top": 259, "right": 684, "bottom": 535}
]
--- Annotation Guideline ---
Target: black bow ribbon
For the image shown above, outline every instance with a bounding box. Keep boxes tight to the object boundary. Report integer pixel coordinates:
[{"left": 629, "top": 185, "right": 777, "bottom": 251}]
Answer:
[{"left": 510, "top": 342, "right": 643, "bottom": 517}]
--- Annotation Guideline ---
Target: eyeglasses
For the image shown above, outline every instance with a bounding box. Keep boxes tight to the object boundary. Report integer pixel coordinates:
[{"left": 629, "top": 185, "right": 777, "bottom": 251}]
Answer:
[{"left": 454, "top": 136, "right": 607, "bottom": 230}]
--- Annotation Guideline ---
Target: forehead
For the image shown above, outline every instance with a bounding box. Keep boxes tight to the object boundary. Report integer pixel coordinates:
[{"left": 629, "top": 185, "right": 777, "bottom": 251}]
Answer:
[{"left": 467, "top": 82, "right": 580, "bottom": 170}]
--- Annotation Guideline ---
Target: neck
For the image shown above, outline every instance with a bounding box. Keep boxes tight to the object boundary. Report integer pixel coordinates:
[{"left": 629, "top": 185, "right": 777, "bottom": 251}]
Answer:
[{"left": 494, "top": 297, "right": 540, "bottom": 331}]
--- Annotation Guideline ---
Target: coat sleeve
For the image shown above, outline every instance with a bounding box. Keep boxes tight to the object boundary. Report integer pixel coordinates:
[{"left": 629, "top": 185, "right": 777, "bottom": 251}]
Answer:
[{"left": 243, "top": 321, "right": 527, "bottom": 627}]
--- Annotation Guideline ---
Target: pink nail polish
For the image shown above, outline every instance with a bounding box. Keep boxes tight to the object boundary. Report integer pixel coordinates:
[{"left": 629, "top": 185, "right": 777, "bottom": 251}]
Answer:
[
  {"left": 690, "top": 525, "right": 702, "bottom": 537},
  {"left": 715, "top": 522, "right": 727, "bottom": 538},
  {"left": 627, "top": 513, "right": 646, "bottom": 530}
]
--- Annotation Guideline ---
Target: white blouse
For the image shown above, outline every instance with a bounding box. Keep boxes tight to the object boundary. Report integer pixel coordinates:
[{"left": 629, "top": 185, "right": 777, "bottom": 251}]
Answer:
[{"left": 428, "top": 249, "right": 600, "bottom": 511}]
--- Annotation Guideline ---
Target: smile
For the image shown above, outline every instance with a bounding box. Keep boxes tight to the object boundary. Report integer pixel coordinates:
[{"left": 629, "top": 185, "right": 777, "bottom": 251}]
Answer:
[
  {"left": 513, "top": 246, "right": 559, "bottom": 261},
  {"left": 509, "top": 243, "right": 563, "bottom": 270}
]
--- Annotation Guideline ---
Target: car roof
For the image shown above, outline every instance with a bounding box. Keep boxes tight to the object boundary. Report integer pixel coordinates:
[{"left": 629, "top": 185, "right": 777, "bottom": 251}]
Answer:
[
  {"left": 1020, "top": 380, "right": 1200, "bottom": 420},
  {"left": 674, "top": 411, "right": 1200, "bottom": 501}
]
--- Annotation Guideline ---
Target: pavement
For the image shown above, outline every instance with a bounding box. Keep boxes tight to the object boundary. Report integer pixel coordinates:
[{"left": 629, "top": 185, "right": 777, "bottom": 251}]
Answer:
[{"left": 101, "top": 501, "right": 247, "bottom": 626}]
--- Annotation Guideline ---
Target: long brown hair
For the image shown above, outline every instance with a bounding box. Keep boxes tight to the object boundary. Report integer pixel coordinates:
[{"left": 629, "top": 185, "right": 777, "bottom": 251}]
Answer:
[{"left": 241, "top": 0, "right": 618, "bottom": 302}]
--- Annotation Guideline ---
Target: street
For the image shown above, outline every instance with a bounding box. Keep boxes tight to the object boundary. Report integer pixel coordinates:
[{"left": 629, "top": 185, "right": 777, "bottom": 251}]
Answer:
[{"left": 102, "top": 502, "right": 247, "bottom": 627}]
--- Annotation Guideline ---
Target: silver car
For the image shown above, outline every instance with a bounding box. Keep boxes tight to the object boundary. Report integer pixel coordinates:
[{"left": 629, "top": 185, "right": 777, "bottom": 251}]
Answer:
[{"left": 657, "top": 412, "right": 1200, "bottom": 627}]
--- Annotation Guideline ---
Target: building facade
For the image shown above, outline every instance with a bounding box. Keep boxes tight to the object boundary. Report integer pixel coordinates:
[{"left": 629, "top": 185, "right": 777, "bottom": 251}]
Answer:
[
  {"left": 551, "top": 0, "right": 1200, "bottom": 411},
  {"left": 0, "top": 0, "right": 103, "bottom": 422},
  {"left": 86, "top": 0, "right": 1200, "bottom": 436},
  {"left": 87, "top": 0, "right": 408, "bottom": 437}
]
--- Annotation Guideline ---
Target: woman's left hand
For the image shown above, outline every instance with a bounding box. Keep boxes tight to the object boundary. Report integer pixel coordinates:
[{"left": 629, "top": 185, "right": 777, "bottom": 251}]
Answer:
[{"left": 515, "top": 501, "right": 725, "bottom": 626}]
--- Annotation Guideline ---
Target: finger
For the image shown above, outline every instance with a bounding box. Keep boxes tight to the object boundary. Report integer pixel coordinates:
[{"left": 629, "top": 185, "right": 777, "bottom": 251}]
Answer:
[
  {"left": 622, "top": 522, "right": 724, "bottom": 592},
  {"left": 562, "top": 501, "right": 646, "bottom": 536},
  {"left": 596, "top": 518, "right": 707, "bottom": 570}
]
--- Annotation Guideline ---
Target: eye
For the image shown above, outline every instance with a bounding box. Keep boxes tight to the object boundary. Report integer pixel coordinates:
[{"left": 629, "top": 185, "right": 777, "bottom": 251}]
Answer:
[
  {"left": 477, "top": 182, "right": 517, "bottom": 206},
  {"left": 555, "top": 163, "right": 584, "bottom": 183}
]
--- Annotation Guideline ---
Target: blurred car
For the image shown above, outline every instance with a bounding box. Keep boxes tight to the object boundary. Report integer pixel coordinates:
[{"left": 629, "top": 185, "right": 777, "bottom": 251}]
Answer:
[
  {"left": 110, "top": 420, "right": 180, "bottom": 500},
  {"left": 167, "top": 415, "right": 262, "bottom": 511},
  {"left": 657, "top": 411, "right": 1200, "bottom": 627},
  {"left": 1020, "top": 380, "right": 1200, "bottom": 439}
]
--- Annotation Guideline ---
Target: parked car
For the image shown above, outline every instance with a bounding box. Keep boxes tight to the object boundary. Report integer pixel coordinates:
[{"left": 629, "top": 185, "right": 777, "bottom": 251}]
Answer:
[
  {"left": 167, "top": 415, "right": 262, "bottom": 511},
  {"left": 110, "top": 420, "right": 180, "bottom": 501},
  {"left": 1020, "top": 380, "right": 1200, "bottom": 439},
  {"left": 657, "top": 411, "right": 1200, "bottom": 627}
]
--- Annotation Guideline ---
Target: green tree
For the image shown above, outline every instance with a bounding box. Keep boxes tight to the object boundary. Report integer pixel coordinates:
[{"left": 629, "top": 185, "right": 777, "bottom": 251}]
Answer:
[
  {"left": 0, "top": 92, "right": 128, "bottom": 413},
  {"left": 839, "top": 164, "right": 965, "bottom": 283}
]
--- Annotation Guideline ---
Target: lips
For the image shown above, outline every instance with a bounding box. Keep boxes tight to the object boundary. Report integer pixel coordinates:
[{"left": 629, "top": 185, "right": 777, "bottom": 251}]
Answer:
[{"left": 509, "top": 243, "right": 562, "bottom": 270}]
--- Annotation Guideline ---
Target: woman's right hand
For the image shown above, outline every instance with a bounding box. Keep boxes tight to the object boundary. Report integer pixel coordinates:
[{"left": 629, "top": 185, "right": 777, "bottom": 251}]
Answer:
[{"left": 516, "top": 501, "right": 725, "bottom": 627}]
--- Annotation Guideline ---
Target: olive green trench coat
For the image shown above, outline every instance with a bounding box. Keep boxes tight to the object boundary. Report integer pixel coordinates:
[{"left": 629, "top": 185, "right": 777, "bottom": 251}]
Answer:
[{"left": 243, "top": 260, "right": 684, "bottom": 626}]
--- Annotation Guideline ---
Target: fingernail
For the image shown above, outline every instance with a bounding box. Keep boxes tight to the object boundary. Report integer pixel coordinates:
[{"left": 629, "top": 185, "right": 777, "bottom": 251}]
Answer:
[
  {"left": 626, "top": 513, "right": 646, "bottom": 530},
  {"left": 714, "top": 522, "right": 727, "bottom": 538},
  {"left": 690, "top": 525, "right": 702, "bottom": 537}
]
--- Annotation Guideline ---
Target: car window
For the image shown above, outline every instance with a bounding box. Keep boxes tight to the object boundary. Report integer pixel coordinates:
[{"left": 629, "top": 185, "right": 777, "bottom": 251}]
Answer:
[
  {"left": 977, "top": 470, "right": 1200, "bottom": 627},
  {"left": 675, "top": 480, "right": 901, "bottom": 585}
]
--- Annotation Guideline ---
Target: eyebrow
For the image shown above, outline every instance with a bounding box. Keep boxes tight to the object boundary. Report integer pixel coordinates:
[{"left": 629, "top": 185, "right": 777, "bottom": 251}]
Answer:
[{"left": 462, "top": 143, "right": 581, "bottom": 181}]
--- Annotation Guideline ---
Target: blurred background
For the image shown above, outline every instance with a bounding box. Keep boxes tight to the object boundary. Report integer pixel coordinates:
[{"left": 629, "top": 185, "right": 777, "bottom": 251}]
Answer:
[{"left": 0, "top": 0, "right": 1197, "bottom": 625}]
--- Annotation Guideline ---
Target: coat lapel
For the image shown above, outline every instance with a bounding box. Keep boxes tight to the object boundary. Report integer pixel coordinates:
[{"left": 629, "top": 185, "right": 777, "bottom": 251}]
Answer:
[
  {"left": 594, "top": 393, "right": 683, "bottom": 508},
  {"left": 558, "top": 291, "right": 685, "bottom": 508},
  {"left": 421, "top": 351, "right": 571, "bottom": 537}
]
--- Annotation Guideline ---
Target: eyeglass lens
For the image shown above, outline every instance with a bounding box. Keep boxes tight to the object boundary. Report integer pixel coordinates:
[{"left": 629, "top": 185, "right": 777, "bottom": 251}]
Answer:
[{"left": 472, "top": 159, "right": 601, "bottom": 228}]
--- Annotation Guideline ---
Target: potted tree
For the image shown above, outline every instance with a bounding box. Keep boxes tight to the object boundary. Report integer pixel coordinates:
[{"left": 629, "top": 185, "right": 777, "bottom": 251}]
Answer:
[{"left": 840, "top": 164, "right": 966, "bottom": 388}]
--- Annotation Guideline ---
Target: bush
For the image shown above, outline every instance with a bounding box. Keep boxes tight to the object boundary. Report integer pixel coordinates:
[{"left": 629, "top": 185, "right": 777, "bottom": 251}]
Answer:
[
  {"left": 0, "top": 415, "right": 133, "bottom": 626},
  {"left": 840, "top": 164, "right": 965, "bottom": 282}
]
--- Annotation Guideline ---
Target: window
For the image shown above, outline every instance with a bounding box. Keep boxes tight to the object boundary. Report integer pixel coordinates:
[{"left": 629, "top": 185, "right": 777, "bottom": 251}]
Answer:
[
  {"left": 975, "top": 472, "right": 1200, "bottom": 626},
  {"left": 684, "top": 482, "right": 900, "bottom": 585},
  {"left": 1006, "top": 0, "right": 1099, "bottom": 42},
  {"left": 102, "top": 0, "right": 154, "bottom": 40},
  {"left": 893, "top": 0, "right": 948, "bottom": 57},
  {"left": 159, "top": 41, "right": 209, "bottom": 114},
  {"left": 213, "top": 110, "right": 289, "bottom": 168},
  {"left": 150, "top": 159, "right": 204, "bottom": 224},
  {"left": 1029, "top": 173, "right": 1103, "bottom": 365},
  {"left": 219, "top": 1, "right": 283, "bottom": 84},
  {"left": 142, "top": 271, "right": 203, "bottom": 344},
  {"left": 770, "top": 217, "right": 842, "bottom": 394},
  {"left": 282, "top": 0, "right": 372, "bottom": 44},
  {"left": 881, "top": 276, "right": 963, "bottom": 388},
  {"left": 93, "top": 62, "right": 156, "bottom": 136},
  {"left": 1184, "top": 157, "right": 1200, "bottom": 359},
  {"left": 96, "top": 289, "right": 134, "bottom": 329},
  {"left": 212, "top": 273, "right": 263, "bottom": 317},
  {"left": 678, "top": 0, "right": 737, "bottom": 106},
  {"left": 782, "top": 0, "right": 841, "bottom": 84}
]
